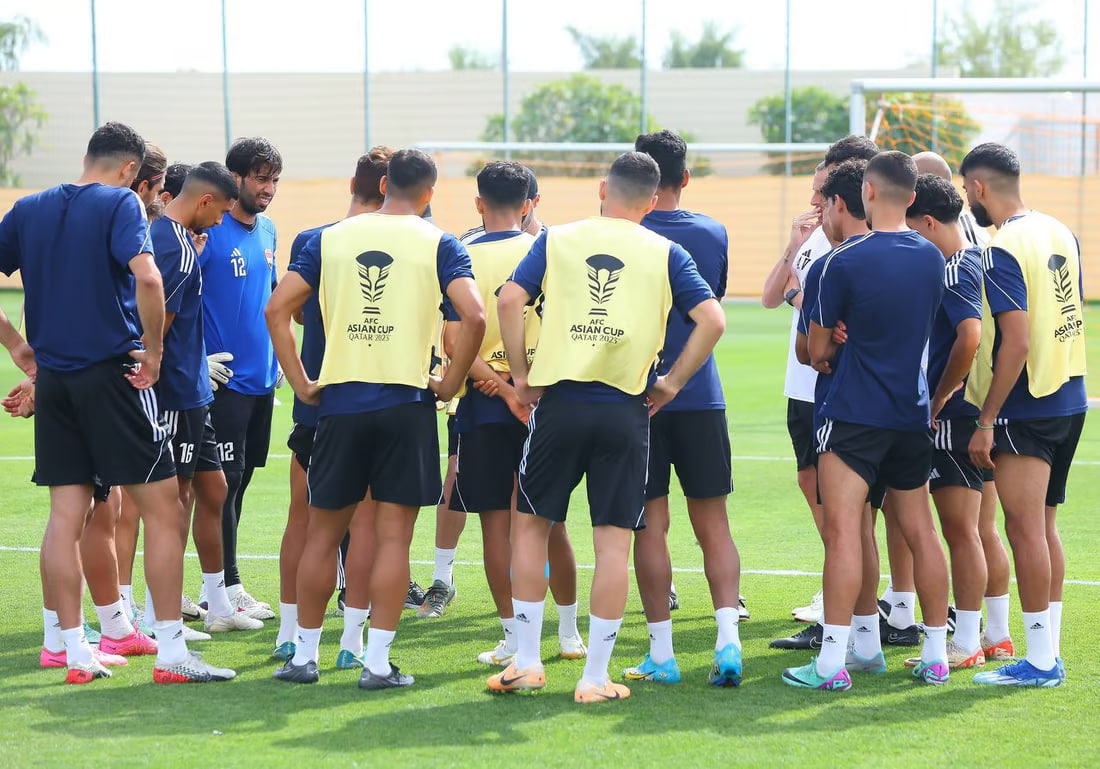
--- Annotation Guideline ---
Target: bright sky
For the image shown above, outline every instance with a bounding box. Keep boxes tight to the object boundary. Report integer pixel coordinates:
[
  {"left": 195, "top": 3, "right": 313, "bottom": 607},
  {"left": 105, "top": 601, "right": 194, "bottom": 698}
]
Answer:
[{"left": 5, "top": 0, "right": 1096, "bottom": 75}]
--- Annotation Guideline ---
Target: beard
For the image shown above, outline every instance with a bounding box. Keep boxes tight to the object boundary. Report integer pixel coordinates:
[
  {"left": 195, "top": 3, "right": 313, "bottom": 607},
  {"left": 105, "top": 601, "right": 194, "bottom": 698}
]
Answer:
[{"left": 970, "top": 202, "right": 993, "bottom": 228}]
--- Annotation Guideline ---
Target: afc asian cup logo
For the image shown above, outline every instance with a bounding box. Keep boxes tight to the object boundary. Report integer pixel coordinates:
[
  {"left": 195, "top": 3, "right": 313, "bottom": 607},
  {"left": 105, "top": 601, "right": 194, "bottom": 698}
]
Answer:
[
  {"left": 356, "top": 250, "right": 394, "bottom": 317},
  {"left": 585, "top": 254, "right": 624, "bottom": 317}
]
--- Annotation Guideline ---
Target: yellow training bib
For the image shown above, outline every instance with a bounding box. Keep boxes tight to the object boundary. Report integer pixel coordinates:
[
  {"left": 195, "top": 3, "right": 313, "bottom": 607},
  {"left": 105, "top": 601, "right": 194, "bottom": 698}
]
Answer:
[
  {"left": 528, "top": 217, "right": 673, "bottom": 395},
  {"left": 317, "top": 213, "right": 443, "bottom": 389},
  {"left": 467, "top": 231, "right": 538, "bottom": 374}
]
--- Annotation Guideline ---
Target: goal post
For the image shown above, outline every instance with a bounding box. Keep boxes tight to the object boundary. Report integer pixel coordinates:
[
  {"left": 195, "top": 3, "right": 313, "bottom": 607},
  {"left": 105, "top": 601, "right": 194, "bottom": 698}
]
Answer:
[{"left": 848, "top": 78, "right": 1100, "bottom": 137}]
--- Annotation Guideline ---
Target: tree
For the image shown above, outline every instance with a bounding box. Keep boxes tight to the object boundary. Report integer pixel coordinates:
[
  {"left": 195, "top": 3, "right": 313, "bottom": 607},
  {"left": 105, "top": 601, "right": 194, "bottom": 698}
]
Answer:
[
  {"left": 662, "top": 21, "right": 744, "bottom": 69},
  {"left": 448, "top": 45, "right": 496, "bottom": 70},
  {"left": 748, "top": 87, "right": 981, "bottom": 175},
  {"left": 936, "top": 0, "right": 1064, "bottom": 77},
  {"left": 0, "top": 15, "right": 47, "bottom": 186},
  {"left": 566, "top": 25, "right": 640, "bottom": 69},
  {"left": 477, "top": 74, "right": 709, "bottom": 177},
  {"left": 748, "top": 87, "right": 849, "bottom": 174}
]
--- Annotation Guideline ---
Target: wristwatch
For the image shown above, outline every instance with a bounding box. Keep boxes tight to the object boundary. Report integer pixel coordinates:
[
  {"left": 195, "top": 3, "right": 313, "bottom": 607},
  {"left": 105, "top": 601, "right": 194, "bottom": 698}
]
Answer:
[{"left": 784, "top": 288, "right": 802, "bottom": 307}]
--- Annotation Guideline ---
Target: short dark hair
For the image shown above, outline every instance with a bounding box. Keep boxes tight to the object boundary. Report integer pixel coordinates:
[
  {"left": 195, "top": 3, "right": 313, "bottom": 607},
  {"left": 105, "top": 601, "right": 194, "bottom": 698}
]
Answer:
[
  {"left": 133, "top": 142, "right": 167, "bottom": 185},
  {"left": 477, "top": 161, "right": 530, "bottom": 209},
  {"left": 524, "top": 166, "right": 539, "bottom": 199},
  {"left": 959, "top": 142, "right": 1020, "bottom": 178},
  {"left": 86, "top": 121, "right": 145, "bottom": 164},
  {"left": 821, "top": 159, "right": 868, "bottom": 219},
  {"left": 353, "top": 146, "right": 393, "bottom": 204},
  {"left": 184, "top": 161, "right": 239, "bottom": 201},
  {"left": 607, "top": 151, "right": 660, "bottom": 203},
  {"left": 866, "top": 151, "right": 918, "bottom": 202},
  {"left": 163, "top": 163, "right": 191, "bottom": 199},
  {"left": 906, "top": 174, "right": 962, "bottom": 223},
  {"left": 225, "top": 137, "right": 283, "bottom": 178},
  {"left": 634, "top": 129, "right": 687, "bottom": 188},
  {"left": 824, "top": 134, "right": 880, "bottom": 167},
  {"left": 385, "top": 149, "right": 438, "bottom": 197}
]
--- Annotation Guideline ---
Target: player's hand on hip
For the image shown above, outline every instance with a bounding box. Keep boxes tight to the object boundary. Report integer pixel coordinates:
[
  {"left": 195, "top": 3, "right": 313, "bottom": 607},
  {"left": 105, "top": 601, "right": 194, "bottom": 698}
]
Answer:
[
  {"left": 126, "top": 349, "right": 161, "bottom": 389},
  {"left": 646, "top": 376, "right": 679, "bottom": 416},
  {"left": 513, "top": 379, "right": 544, "bottom": 408},
  {"left": 296, "top": 380, "right": 321, "bottom": 406},
  {"left": 968, "top": 427, "right": 995, "bottom": 470},
  {"left": 207, "top": 352, "right": 234, "bottom": 391}
]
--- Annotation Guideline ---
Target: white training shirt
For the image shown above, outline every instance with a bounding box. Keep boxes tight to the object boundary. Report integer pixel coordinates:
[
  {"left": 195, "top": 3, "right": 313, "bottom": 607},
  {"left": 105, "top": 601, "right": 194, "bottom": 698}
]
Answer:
[
  {"left": 783, "top": 226, "right": 833, "bottom": 402},
  {"left": 959, "top": 210, "right": 990, "bottom": 249}
]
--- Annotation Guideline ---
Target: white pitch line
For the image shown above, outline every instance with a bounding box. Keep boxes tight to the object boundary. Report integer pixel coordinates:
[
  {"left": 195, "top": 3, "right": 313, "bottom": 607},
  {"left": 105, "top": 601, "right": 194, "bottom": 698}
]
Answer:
[{"left": 2, "top": 545, "right": 1098, "bottom": 586}]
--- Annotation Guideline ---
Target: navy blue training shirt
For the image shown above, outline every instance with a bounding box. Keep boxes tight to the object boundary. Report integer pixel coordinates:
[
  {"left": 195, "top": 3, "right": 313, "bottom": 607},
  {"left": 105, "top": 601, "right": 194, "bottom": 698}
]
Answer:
[
  {"left": 797, "top": 253, "right": 837, "bottom": 433},
  {"left": 151, "top": 216, "right": 214, "bottom": 411},
  {"left": 289, "top": 223, "right": 336, "bottom": 428},
  {"left": 641, "top": 208, "right": 727, "bottom": 412},
  {"left": 928, "top": 247, "right": 983, "bottom": 421},
  {"left": 289, "top": 228, "right": 473, "bottom": 417},
  {"left": 814, "top": 230, "right": 945, "bottom": 431},
  {"left": 509, "top": 228, "right": 715, "bottom": 403},
  {"left": 0, "top": 184, "right": 150, "bottom": 371},
  {"left": 200, "top": 213, "right": 279, "bottom": 396}
]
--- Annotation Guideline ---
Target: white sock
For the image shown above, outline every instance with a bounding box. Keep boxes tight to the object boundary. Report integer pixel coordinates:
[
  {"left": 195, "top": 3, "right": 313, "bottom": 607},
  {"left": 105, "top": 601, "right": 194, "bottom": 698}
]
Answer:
[
  {"left": 501, "top": 617, "right": 517, "bottom": 654},
  {"left": 880, "top": 583, "right": 896, "bottom": 605},
  {"left": 202, "top": 571, "right": 234, "bottom": 618},
  {"left": 556, "top": 602, "right": 579, "bottom": 640},
  {"left": 60, "top": 625, "right": 93, "bottom": 666},
  {"left": 43, "top": 608, "right": 62, "bottom": 652},
  {"left": 145, "top": 584, "right": 156, "bottom": 624},
  {"left": 153, "top": 619, "right": 188, "bottom": 665},
  {"left": 95, "top": 599, "right": 134, "bottom": 640},
  {"left": 513, "top": 598, "right": 545, "bottom": 670},
  {"left": 291, "top": 625, "right": 322, "bottom": 666},
  {"left": 647, "top": 619, "right": 674, "bottom": 664},
  {"left": 817, "top": 623, "right": 849, "bottom": 676},
  {"left": 1049, "top": 601, "right": 1063, "bottom": 658},
  {"left": 277, "top": 602, "right": 298, "bottom": 646},
  {"left": 1022, "top": 609, "right": 1056, "bottom": 670},
  {"left": 715, "top": 607, "right": 741, "bottom": 651},
  {"left": 850, "top": 613, "right": 881, "bottom": 658},
  {"left": 582, "top": 615, "right": 622, "bottom": 686},
  {"left": 985, "top": 593, "right": 1011, "bottom": 642},
  {"left": 365, "top": 627, "right": 396, "bottom": 676},
  {"left": 889, "top": 592, "right": 917, "bottom": 629},
  {"left": 922, "top": 624, "right": 948, "bottom": 663},
  {"left": 226, "top": 583, "right": 245, "bottom": 601},
  {"left": 341, "top": 607, "right": 368, "bottom": 657},
  {"left": 954, "top": 609, "right": 982, "bottom": 654},
  {"left": 670, "top": 580, "right": 677, "bottom": 595},
  {"left": 433, "top": 547, "right": 456, "bottom": 586},
  {"left": 119, "top": 585, "right": 134, "bottom": 616}
]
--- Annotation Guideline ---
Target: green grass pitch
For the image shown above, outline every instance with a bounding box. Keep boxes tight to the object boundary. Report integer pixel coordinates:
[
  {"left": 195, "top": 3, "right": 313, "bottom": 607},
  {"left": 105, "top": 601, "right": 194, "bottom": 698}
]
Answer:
[{"left": 0, "top": 290, "right": 1098, "bottom": 767}]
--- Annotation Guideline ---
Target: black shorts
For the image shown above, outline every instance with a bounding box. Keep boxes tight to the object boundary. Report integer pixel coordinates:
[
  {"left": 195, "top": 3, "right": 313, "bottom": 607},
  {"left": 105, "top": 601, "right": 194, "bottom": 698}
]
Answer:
[
  {"left": 994, "top": 413, "right": 1086, "bottom": 506},
  {"left": 517, "top": 391, "right": 649, "bottom": 530},
  {"left": 816, "top": 418, "right": 932, "bottom": 492},
  {"left": 446, "top": 415, "right": 458, "bottom": 457},
  {"left": 163, "top": 406, "right": 221, "bottom": 479},
  {"left": 33, "top": 358, "right": 175, "bottom": 488},
  {"left": 645, "top": 409, "right": 733, "bottom": 500},
  {"left": 787, "top": 398, "right": 817, "bottom": 471},
  {"left": 450, "top": 421, "right": 528, "bottom": 512},
  {"left": 929, "top": 418, "right": 985, "bottom": 493},
  {"left": 208, "top": 388, "right": 274, "bottom": 472},
  {"left": 287, "top": 423, "right": 316, "bottom": 471},
  {"left": 308, "top": 402, "right": 442, "bottom": 510}
]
